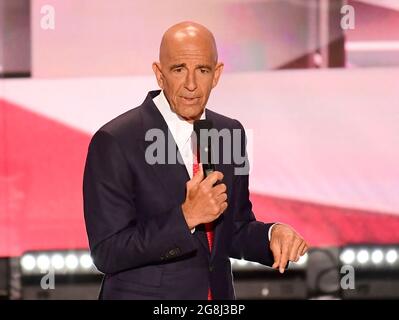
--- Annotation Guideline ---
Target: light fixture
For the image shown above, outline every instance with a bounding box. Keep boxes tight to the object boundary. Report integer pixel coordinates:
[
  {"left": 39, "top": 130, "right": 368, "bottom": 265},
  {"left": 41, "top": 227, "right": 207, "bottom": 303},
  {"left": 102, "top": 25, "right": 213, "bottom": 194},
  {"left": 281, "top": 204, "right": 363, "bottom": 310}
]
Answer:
[
  {"left": 20, "top": 250, "right": 100, "bottom": 275},
  {"left": 37, "top": 255, "right": 50, "bottom": 270},
  {"left": 371, "top": 250, "right": 384, "bottom": 265},
  {"left": 51, "top": 254, "right": 65, "bottom": 270},
  {"left": 21, "top": 254, "right": 36, "bottom": 271},
  {"left": 296, "top": 253, "right": 308, "bottom": 265},
  {"left": 80, "top": 254, "right": 93, "bottom": 269},
  {"left": 386, "top": 249, "right": 398, "bottom": 264},
  {"left": 340, "top": 249, "right": 355, "bottom": 265},
  {"left": 357, "top": 250, "right": 369, "bottom": 264},
  {"left": 65, "top": 254, "right": 79, "bottom": 270}
]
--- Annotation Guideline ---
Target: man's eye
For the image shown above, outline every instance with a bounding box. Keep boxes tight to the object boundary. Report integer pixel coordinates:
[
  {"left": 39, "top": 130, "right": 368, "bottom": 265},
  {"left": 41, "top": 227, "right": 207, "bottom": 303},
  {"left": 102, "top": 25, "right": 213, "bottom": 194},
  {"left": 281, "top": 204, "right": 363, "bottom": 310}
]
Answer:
[
  {"left": 200, "top": 69, "right": 209, "bottom": 73},
  {"left": 174, "top": 68, "right": 182, "bottom": 73}
]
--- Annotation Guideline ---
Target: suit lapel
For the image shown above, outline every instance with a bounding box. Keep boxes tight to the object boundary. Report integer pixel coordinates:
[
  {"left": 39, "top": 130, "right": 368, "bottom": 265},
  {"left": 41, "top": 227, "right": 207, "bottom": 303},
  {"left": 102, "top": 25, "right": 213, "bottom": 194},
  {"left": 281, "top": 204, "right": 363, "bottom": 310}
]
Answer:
[{"left": 140, "top": 91, "right": 189, "bottom": 204}]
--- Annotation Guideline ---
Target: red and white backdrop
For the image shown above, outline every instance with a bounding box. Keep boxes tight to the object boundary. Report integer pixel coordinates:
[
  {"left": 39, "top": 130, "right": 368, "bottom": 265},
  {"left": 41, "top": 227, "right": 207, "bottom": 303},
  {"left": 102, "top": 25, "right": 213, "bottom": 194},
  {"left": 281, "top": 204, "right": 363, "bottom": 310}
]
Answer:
[
  {"left": 2, "top": 68, "right": 399, "bottom": 257},
  {"left": 1, "top": 0, "right": 399, "bottom": 257}
]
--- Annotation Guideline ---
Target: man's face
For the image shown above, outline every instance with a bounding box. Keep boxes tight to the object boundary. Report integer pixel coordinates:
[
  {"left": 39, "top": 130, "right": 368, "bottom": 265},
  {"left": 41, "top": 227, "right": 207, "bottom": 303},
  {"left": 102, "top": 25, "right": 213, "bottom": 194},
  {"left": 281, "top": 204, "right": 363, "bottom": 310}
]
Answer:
[{"left": 153, "top": 38, "right": 223, "bottom": 123}]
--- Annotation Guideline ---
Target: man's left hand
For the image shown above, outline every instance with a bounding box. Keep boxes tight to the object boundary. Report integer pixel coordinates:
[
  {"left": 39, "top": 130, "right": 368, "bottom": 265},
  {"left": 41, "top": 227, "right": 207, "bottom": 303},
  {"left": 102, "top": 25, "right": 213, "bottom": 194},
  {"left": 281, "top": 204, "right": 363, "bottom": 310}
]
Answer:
[{"left": 270, "top": 224, "right": 308, "bottom": 273}]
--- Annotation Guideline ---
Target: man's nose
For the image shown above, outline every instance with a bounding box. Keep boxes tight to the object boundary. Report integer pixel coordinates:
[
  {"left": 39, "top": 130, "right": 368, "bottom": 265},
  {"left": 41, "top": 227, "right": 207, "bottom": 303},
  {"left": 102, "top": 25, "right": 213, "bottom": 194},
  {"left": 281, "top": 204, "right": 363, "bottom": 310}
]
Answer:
[{"left": 184, "top": 72, "right": 197, "bottom": 91}]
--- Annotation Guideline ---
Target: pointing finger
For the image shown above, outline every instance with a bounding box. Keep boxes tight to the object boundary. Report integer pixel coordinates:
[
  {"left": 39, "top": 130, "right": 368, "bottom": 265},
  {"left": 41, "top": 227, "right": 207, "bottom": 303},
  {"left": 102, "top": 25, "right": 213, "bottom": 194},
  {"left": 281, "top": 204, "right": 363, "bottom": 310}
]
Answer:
[{"left": 279, "top": 244, "right": 289, "bottom": 273}]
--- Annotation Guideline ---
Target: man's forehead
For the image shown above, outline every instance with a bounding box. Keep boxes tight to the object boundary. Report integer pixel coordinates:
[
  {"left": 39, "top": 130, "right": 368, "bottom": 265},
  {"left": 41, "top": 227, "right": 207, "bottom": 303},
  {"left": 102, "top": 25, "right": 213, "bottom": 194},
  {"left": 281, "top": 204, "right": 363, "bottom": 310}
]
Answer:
[
  {"left": 162, "top": 45, "right": 216, "bottom": 65},
  {"left": 165, "top": 38, "right": 213, "bottom": 52},
  {"left": 165, "top": 56, "right": 215, "bottom": 67}
]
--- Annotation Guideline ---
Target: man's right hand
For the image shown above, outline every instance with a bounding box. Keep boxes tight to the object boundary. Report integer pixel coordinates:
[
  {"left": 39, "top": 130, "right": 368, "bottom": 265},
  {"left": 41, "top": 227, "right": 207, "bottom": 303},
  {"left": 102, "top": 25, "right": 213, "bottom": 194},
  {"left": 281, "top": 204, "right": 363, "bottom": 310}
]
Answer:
[{"left": 182, "top": 164, "right": 228, "bottom": 230}]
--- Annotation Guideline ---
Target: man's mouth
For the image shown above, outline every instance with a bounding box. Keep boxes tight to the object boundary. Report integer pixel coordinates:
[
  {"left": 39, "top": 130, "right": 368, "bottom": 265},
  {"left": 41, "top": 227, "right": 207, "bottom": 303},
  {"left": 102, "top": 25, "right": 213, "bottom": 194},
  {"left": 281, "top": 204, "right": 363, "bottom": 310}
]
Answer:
[{"left": 181, "top": 96, "right": 200, "bottom": 104}]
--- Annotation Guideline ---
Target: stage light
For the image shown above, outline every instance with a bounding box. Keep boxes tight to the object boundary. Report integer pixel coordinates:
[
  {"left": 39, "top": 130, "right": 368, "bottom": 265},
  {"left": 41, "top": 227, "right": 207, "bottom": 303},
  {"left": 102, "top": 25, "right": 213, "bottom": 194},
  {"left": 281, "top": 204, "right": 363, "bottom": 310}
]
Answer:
[
  {"left": 80, "top": 254, "right": 93, "bottom": 269},
  {"left": 37, "top": 255, "right": 50, "bottom": 270},
  {"left": 19, "top": 251, "right": 103, "bottom": 300},
  {"left": 65, "top": 254, "right": 79, "bottom": 270},
  {"left": 20, "top": 250, "right": 102, "bottom": 276},
  {"left": 340, "top": 249, "right": 355, "bottom": 264},
  {"left": 21, "top": 254, "right": 36, "bottom": 271},
  {"left": 261, "top": 287, "right": 270, "bottom": 297},
  {"left": 357, "top": 250, "right": 369, "bottom": 264},
  {"left": 340, "top": 246, "right": 399, "bottom": 299},
  {"left": 386, "top": 249, "right": 398, "bottom": 264},
  {"left": 51, "top": 254, "right": 65, "bottom": 270},
  {"left": 296, "top": 253, "right": 308, "bottom": 265},
  {"left": 371, "top": 250, "right": 384, "bottom": 265}
]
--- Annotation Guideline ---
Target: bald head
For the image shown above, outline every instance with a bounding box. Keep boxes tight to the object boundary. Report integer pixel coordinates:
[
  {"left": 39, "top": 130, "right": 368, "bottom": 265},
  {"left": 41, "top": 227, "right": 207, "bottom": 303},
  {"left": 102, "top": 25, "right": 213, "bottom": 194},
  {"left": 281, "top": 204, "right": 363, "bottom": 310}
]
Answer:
[{"left": 159, "top": 21, "right": 218, "bottom": 64}]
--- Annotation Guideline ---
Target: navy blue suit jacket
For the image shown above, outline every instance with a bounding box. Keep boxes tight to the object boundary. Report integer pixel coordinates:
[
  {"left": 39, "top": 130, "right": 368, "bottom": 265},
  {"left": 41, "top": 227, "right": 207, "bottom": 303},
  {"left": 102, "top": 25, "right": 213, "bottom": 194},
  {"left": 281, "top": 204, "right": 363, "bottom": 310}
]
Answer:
[{"left": 83, "top": 90, "right": 274, "bottom": 299}]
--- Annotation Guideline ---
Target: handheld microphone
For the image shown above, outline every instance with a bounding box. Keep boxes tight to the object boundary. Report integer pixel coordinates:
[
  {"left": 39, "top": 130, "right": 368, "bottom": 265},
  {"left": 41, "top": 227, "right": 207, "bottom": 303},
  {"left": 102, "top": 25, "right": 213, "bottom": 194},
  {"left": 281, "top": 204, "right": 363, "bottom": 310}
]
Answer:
[{"left": 193, "top": 119, "right": 215, "bottom": 178}]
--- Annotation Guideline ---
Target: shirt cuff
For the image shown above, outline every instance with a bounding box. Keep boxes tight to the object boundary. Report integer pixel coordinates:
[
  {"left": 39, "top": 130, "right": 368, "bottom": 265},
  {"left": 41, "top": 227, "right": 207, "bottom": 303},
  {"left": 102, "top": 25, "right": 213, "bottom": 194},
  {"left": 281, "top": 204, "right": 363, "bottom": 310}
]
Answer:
[{"left": 268, "top": 223, "right": 277, "bottom": 241}]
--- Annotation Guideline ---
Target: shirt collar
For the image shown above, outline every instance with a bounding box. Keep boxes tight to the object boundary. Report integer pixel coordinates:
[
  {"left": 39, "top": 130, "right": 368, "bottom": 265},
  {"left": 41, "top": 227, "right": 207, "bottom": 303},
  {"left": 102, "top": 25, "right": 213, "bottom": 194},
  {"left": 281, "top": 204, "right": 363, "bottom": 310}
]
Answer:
[{"left": 152, "top": 90, "right": 206, "bottom": 148}]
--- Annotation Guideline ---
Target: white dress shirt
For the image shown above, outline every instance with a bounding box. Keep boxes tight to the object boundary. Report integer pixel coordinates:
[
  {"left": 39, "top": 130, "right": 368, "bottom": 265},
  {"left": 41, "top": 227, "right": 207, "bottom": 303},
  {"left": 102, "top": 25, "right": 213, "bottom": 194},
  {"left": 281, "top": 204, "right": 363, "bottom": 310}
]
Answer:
[
  {"left": 152, "top": 90, "right": 275, "bottom": 240},
  {"left": 153, "top": 90, "right": 205, "bottom": 179}
]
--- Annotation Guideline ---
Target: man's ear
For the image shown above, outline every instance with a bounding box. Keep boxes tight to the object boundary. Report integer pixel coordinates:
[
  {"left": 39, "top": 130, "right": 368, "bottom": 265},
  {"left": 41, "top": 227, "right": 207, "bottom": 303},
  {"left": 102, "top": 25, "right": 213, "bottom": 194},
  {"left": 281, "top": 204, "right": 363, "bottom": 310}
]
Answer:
[
  {"left": 152, "top": 62, "right": 164, "bottom": 89},
  {"left": 212, "top": 62, "right": 224, "bottom": 89}
]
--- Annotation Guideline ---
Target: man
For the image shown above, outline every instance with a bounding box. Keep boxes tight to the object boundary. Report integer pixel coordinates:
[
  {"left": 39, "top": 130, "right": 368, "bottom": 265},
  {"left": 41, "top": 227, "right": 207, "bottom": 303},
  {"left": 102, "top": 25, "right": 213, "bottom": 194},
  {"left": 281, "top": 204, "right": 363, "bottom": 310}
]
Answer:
[{"left": 83, "top": 21, "right": 308, "bottom": 300}]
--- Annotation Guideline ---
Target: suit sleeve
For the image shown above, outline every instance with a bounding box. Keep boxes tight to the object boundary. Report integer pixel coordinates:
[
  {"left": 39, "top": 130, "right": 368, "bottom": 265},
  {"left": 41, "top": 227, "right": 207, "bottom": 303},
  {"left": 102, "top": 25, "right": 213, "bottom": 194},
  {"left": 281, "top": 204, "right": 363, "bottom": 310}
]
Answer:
[
  {"left": 83, "top": 130, "right": 197, "bottom": 274},
  {"left": 228, "top": 121, "right": 275, "bottom": 267}
]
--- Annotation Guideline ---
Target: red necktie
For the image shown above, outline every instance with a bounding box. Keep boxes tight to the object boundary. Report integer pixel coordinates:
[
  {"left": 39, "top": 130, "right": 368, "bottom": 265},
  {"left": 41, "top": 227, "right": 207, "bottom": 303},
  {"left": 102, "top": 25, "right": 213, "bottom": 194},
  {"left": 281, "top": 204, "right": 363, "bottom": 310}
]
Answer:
[{"left": 193, "top": 154, "right": 214, "bottom": 300}]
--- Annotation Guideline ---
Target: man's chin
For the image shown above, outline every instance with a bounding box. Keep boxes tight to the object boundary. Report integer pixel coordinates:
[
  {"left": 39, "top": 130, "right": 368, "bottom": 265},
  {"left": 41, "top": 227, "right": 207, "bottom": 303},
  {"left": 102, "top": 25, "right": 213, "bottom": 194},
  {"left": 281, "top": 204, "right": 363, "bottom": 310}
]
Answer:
[{"left": 176, "top": 107, "right": 204, "bottom": 122}]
